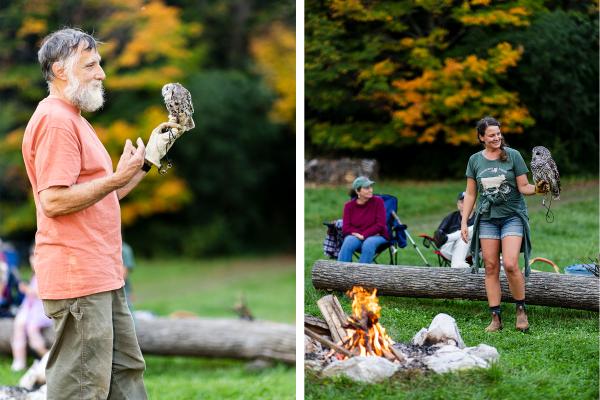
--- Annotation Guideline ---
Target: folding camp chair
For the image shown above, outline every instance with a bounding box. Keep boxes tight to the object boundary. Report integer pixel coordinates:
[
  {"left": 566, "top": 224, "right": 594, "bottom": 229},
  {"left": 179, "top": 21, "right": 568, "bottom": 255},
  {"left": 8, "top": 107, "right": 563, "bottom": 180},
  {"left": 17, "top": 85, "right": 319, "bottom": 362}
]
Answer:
[
  {"left": 361, "top": 194, "right": 407, "bottom": 265},
  {"left": 322, "top": 194, "right": 404, "bottom": 264},
  {"left": 418, "top": 233, "right": 483, "bottom": 268},
  {"left": 418, "top": 233, "right": 453, "bottom": 267},
  {"left": 323, "top": 194, "right": 429, "bottom": 265}
]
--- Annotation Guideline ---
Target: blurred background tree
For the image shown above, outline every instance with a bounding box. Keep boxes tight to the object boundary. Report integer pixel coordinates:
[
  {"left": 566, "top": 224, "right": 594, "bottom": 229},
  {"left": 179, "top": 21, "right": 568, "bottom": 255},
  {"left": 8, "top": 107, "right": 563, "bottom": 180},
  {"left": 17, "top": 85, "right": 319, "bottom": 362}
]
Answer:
[
  {"left": 0, "top": 0, "right": 295, "bottom": 257},
  {"left": 305, "top": 0, "right": 598, "bottom": 178}
]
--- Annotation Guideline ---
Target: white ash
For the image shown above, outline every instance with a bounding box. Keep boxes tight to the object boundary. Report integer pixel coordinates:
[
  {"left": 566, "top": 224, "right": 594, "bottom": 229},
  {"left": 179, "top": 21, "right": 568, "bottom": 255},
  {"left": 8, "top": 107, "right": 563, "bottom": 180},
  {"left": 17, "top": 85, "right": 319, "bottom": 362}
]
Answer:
[{"left": 305, "top": 313, "right": 499, "bottom": 381}]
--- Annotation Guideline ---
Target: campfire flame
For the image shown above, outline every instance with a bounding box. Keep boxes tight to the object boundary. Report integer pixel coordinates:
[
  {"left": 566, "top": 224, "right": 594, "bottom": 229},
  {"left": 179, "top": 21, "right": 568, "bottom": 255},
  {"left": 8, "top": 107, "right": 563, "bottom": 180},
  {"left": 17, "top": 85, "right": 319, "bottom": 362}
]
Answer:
[{"left": 341, "top": 286, "right": 396, "bottom": 359}]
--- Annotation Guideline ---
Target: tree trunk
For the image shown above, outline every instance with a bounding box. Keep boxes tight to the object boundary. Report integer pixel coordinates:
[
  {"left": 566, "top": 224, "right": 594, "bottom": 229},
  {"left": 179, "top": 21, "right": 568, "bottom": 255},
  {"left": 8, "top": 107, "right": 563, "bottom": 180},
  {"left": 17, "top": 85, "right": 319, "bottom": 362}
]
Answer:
[
  {"left": 312, "top": 260, "right": 599, "bottom": 311},
  {"left": 0, "top": 317, "right": 295, "bottom": 364}
]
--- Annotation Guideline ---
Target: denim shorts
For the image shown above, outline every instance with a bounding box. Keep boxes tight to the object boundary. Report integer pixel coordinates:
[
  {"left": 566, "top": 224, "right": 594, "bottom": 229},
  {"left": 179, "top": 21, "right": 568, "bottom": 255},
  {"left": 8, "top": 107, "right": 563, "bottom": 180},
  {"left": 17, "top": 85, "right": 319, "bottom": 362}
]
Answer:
[{"left": 478, "top": 215, "right": 523, "bottom": 240}]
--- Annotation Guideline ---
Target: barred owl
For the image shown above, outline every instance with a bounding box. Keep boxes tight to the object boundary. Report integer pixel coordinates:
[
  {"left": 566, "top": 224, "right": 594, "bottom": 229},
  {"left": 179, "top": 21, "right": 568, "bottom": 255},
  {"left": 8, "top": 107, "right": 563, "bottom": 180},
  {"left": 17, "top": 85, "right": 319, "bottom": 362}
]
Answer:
[
  {"left": 531, "top": 146, "right": 561, "bottom": 200},
  {"left": 161, "top": 83, "right": 195, "bottom": 133}
]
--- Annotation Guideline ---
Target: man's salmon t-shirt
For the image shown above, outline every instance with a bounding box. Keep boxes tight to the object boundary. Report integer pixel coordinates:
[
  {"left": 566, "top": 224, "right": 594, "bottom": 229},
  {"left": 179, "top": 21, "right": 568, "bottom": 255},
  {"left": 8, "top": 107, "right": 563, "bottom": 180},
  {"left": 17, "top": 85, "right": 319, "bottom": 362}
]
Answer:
[{"left": 22, "top": 96, "right": 124, "bottom": 300}]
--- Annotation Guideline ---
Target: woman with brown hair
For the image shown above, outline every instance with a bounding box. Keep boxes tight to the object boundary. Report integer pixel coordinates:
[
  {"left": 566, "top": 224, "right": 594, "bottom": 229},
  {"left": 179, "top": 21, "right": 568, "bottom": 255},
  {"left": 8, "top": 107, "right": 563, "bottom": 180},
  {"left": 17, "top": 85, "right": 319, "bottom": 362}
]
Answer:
[{"left": 460, "top": 116, "right": 548, "bottom": 333}]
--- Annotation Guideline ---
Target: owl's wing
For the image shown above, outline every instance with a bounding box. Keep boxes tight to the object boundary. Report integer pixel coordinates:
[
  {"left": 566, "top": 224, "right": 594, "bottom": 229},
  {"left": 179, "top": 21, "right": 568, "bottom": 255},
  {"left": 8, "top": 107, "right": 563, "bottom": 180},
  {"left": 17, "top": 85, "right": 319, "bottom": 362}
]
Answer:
[
  {"left": 181, "top": 88, "right": 195, "bottom": 130},
  {"left": 550, "top": 158, "right": 561, "bottom": 194},
  {"left": 185, "top": 89, "right": 194, "bottom": 114},
  {"left": 531, "top": 165, "right": 541, "bottom": 182}
]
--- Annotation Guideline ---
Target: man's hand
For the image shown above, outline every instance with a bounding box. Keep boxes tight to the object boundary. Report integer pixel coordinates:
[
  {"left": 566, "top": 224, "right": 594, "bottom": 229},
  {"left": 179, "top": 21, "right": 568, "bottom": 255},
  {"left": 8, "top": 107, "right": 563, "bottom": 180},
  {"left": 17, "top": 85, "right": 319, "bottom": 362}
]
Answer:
[
  {"left": 352, "top": 233, "right": 365, "bottom": 241},
  {"left": 535, "top": 180, "right": 550, "bottom": 194},
  {"left": 114, "top": 138, "right": 145, "bottom": 186},
  {"left": 38, "top": 138, "right": 147, "bottom": 217},
  {"left": 145, "top": 122, "right": 184, "bottom": 168}
]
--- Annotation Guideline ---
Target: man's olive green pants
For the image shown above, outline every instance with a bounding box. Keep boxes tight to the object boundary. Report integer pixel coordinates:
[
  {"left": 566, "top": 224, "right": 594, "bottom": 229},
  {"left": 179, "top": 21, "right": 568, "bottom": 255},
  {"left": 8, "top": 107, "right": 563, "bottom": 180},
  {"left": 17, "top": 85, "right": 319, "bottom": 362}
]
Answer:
[{"left": 42, "top": 288, "right": 147, "bottom": 399}]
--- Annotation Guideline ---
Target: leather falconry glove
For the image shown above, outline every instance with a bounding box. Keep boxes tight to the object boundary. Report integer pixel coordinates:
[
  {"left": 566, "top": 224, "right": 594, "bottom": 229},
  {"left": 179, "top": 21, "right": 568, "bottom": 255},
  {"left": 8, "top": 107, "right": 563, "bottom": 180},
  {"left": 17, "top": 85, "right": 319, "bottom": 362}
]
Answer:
[
  {"left": 144, "top": 122, "right": 183, "bottom": 169},
  {"left": 535, "top": 180, "right": 550, "bottom": 194}
]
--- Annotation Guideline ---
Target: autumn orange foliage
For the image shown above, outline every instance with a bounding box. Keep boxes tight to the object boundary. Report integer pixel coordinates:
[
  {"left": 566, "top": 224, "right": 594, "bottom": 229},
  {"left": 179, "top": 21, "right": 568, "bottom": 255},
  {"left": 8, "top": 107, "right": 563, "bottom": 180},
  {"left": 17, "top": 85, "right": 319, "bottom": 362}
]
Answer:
[{"left": 251, "top": 22, "right": 296, "bottom": 129}]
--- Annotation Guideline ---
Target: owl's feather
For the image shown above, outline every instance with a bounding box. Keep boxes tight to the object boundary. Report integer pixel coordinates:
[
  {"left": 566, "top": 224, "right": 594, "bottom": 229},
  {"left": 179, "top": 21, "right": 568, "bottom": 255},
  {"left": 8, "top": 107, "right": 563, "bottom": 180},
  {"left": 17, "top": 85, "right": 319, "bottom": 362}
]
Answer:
[
  {"left": 161, "top": 83, "right": 195, "bottom": 131},
  {"left": 531, "top": 146, "right": 561, "bottom": 200}
]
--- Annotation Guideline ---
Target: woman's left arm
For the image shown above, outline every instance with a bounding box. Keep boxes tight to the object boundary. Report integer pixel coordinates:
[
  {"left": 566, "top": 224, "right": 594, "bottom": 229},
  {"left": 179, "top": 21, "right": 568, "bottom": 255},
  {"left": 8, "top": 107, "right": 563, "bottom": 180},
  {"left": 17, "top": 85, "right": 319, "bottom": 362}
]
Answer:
[{"left": 516, "top": 174, "right": 536, "bottom": 196}]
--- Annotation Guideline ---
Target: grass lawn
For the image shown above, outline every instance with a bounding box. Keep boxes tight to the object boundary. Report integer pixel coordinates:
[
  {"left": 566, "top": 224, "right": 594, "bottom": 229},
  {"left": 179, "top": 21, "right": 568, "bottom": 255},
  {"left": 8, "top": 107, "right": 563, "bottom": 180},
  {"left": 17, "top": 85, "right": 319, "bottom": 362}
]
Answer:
[
  {"left": 305, "top": 178, "right": 599, "bottom": 400},
  {"left": 0, "top": 255, "right": 296, "bottom": 399}
]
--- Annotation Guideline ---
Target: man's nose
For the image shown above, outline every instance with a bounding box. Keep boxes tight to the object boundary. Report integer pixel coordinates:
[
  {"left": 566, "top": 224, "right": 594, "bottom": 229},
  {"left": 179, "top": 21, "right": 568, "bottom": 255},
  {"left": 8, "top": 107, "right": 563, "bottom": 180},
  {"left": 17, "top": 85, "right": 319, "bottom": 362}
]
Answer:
[{"left": 95, "top": 65, "right": 106, "bottom": 80}]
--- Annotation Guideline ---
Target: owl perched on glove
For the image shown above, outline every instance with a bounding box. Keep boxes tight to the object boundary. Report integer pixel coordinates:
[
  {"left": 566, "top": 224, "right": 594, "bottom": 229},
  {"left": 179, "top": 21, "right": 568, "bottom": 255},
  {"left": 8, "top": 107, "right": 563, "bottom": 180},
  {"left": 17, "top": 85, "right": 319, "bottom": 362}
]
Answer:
[
  {"left": 162, "top": 82, "right": 195, "bottom": 133},
  {"left": 143, "top": 83, "right": 195, "bottom": 173},
  {"left": 531, "top": 146, "right": 561, "bottom": 200}
]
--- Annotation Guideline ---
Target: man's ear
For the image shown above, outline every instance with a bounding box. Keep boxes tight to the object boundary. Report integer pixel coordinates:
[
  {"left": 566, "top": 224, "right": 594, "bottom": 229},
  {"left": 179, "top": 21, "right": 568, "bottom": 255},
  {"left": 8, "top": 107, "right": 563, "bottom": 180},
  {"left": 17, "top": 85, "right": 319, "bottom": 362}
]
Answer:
[{"left": 51, "top": 62, "right": 68, "bottom": 81}]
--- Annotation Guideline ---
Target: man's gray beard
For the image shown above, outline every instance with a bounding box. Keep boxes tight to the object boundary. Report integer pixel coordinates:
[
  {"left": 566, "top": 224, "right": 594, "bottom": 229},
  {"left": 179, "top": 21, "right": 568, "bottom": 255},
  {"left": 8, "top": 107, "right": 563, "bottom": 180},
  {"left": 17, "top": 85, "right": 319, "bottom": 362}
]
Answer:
[{"left": 64, "top": 76, "right": 105, "bottom": 113}]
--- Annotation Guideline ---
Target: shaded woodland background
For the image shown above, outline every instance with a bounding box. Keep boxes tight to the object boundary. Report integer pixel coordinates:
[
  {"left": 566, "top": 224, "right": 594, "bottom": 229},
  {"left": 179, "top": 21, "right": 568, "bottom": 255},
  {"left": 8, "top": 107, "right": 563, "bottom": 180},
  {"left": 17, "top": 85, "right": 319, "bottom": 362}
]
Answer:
[
  {"left": 305, "top": 0, "right": 598, "bottom": 179},
  {"left": 0, "top": 0, "right": 295, "bottom": 258}
]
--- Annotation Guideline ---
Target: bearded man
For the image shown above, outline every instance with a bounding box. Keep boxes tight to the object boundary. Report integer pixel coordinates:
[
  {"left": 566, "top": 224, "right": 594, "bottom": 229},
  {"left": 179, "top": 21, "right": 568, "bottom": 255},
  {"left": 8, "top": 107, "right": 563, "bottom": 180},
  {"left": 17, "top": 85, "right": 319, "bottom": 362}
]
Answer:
[{"left": 21, "top": 28, "right": 179, "bottom": 399}]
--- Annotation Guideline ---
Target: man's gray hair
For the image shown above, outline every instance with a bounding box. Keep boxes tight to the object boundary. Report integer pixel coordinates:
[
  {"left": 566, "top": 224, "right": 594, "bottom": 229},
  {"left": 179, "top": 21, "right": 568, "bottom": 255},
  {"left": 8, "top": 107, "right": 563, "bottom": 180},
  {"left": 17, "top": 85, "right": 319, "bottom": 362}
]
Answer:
[{"left": 38, "top": 28, "right": 100, "bottom": 82}]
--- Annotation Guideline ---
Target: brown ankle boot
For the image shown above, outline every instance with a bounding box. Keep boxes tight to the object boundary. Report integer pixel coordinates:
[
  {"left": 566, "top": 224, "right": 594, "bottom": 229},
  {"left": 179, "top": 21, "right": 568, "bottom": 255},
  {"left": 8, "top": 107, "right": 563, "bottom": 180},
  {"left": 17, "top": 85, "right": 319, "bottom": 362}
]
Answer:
[
  {"left": 516, "top": 305, "right": 529, "bottom": 332},
  {"left": 485, "top": 312, "right": 503, "bottom": 332}
]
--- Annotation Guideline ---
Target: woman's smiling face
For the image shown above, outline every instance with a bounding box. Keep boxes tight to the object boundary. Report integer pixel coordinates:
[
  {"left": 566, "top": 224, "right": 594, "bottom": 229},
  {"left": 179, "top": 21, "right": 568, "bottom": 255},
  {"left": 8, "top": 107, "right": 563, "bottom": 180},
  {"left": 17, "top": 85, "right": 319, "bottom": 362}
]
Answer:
[{"left": 480, "top": 125, "right": 502, "bottom": 149}]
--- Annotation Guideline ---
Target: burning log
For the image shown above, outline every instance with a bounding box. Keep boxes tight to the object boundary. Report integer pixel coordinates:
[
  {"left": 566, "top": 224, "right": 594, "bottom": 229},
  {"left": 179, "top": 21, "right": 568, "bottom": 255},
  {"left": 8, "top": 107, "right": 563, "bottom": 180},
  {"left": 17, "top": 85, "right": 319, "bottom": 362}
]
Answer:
[
  {"left": 307, "top": 290, "right": 402, "bottom": 363},
  {"left": 304, "top": 328, "right": 354, "bottom": 358},
  {"left": 0, "top": 317, "right": 295, "bottom": 364},
  {"left": 311, "top": 260, "right": 599, "bottom": 311},
  {"left": 340, "top": 287, "right": 402, "bottom": 362}
]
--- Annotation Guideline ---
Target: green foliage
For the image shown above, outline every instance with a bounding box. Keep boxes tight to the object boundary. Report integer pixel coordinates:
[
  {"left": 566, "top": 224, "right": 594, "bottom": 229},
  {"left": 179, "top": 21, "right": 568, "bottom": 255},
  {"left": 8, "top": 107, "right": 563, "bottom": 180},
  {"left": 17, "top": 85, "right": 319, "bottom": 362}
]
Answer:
[
  {"left": 305, "top": 179, "right": 599, "bottom": 399},
  {"left": 451, "top": 8, "right": 599, "bottom": 175},
  {"left": 306, "top": 0, "right": 539, "bottom": 152},
  {"left": 0, "top": 0, "right": 295, "bottom": 256},
  {"left": 125, "top": 70, "right": 295, "bottom": 257},
  {"left": 306, "top": 1, "right": 599, "bottom": 177},
  {"left": 506, "top": 10, "right": 599, "bottom": 175}
]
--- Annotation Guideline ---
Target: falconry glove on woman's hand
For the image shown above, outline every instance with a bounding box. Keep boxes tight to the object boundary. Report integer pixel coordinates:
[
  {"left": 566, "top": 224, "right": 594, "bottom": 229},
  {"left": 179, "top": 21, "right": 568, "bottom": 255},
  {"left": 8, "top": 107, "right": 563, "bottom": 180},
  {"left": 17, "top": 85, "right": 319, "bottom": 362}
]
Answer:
[{"left": 534, "top": 179, "right": 550, "bottom": 194}]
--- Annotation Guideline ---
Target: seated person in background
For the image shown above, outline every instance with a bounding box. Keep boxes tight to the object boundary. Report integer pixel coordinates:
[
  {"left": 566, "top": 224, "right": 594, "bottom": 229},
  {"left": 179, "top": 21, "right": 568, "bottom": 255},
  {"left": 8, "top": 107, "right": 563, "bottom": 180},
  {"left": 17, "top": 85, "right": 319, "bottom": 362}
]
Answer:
[
  {"left": 122, "top": 241, "right": 136, "bottom": 309},
  {"left": 435, "top": 192, "right": 475, "bottom": 268},
  {"left": 11, "top": 247, "right": 51, "bottom": 371},
  {"left": 0, "top": 241, "right": 24, "bottom": 318},
  {"left": 337, "top": 176, "right": 389, "bottom": 264}
]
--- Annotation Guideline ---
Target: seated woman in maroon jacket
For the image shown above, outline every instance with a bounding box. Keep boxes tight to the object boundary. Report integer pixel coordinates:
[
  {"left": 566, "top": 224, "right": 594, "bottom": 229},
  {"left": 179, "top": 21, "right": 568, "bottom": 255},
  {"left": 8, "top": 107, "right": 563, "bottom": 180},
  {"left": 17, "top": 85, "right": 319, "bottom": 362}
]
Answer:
[{"left": 337, "top": 176, "right": 389, "bottom": 263}]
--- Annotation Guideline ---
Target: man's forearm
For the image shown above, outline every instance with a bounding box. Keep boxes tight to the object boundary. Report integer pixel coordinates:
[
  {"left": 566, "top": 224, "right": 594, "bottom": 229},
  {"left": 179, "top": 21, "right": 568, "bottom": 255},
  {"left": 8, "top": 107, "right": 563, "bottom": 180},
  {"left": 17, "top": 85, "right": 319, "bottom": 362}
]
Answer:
[
  {"left": 39, "top": 174, "right": 123, "bottom": 217},
  {"left": 117, "top": 169, "right": 147, "bottom": 200}
]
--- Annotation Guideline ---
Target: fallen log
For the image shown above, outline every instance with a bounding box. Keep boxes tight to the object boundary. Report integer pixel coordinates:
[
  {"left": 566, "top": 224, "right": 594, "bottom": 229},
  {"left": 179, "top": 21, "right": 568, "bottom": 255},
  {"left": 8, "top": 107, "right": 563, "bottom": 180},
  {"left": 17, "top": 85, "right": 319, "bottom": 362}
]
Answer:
[
  {"left": 312, "top": 260, "right": 599, "bottom": 311},
  {"left": 0, "top": 317, "right": 295, "bottom": 364}
]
